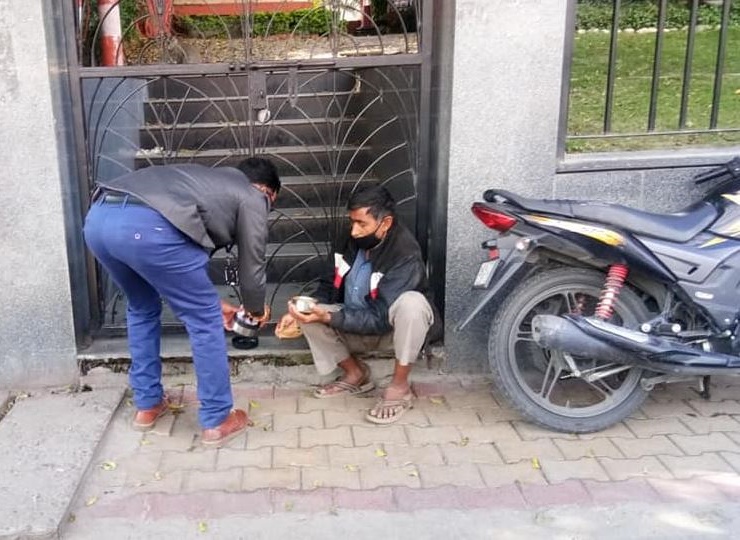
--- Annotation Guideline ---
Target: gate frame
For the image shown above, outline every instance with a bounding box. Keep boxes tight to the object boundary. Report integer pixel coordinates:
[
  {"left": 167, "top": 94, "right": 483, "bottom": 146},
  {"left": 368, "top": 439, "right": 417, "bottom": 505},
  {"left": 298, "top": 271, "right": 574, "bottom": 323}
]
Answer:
[{"left": 57, "top": 0, "right": 443, "bottom": 340}]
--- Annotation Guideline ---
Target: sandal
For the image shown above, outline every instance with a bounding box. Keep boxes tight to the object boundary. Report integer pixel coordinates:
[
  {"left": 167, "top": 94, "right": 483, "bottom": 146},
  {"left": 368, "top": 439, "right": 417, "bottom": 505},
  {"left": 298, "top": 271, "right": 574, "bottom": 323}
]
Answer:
[
  {"left": 313, "top": 362, "right": 375, "bottom": 399},
  {"left": 365, "top": 392, "right": 414, "bottom": 424}
]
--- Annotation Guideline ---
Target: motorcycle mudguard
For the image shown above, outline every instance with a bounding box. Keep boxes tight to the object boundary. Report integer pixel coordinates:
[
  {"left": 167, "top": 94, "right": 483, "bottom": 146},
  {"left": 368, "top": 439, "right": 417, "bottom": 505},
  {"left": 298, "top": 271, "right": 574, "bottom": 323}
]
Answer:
[{"left": 455, "top": 246, "right": 532, "bottom": 331}]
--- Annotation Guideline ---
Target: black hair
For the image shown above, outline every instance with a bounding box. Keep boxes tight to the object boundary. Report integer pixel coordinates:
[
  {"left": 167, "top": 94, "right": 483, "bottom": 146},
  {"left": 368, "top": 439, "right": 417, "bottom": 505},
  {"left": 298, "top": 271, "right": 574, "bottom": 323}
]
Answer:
[
  {"left": 237, "top": 157, "right": 281, "bottom": 194},
  {"left": 347, "top": 185, "right": 396, "bottom": 220}
]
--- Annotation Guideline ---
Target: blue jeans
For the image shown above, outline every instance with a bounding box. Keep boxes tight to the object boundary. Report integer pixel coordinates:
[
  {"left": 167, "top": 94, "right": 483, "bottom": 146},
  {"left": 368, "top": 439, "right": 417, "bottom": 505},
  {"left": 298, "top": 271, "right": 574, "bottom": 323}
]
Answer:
[{"left": 84, "top": 199, "right": 232, "bottom": 428}]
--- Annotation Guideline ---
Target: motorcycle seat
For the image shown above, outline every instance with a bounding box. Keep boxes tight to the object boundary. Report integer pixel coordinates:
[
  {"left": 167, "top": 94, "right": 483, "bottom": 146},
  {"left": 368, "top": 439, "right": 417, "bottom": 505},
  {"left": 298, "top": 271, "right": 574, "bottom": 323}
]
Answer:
[{"left": 486, "top": 189, "right": 718, "bottom": 242}]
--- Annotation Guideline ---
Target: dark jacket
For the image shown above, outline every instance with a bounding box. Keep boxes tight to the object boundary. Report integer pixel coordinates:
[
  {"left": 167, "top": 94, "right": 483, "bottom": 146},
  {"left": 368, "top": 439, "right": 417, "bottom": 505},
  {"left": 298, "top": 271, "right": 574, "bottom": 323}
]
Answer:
[
  {"left": 315, "top": 221, "right": 442, "bottom": 341},
  {"left": 96, "top": 164, "right": 270, "bottom": 314}
]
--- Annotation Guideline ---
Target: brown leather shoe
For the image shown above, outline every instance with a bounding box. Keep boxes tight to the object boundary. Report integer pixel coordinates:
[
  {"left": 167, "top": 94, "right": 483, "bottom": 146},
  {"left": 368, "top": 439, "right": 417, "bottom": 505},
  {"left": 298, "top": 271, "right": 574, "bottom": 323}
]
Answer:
[
  {"left": 202, "top": 409, "right": 252, "bottom": 448},
  {"left": 132, "top": 398, "right": 170, "bottom": 431}
]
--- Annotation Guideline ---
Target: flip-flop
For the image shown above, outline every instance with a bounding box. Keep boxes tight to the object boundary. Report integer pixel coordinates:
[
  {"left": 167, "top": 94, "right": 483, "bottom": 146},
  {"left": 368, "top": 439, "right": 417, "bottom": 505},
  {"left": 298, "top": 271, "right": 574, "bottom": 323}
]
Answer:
[
  {"left": 365, "top": 392, "right": 414, "bottom": 424},
  {"left": 313, "top": 363, "right": 374, "bottom": 399}
]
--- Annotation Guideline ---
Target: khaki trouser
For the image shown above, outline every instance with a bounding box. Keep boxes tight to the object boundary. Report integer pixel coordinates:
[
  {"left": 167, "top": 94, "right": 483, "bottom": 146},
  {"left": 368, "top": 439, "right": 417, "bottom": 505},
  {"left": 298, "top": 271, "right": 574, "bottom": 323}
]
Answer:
[{"left": 301, "top": 291, "right": 434, "bottom": 375}]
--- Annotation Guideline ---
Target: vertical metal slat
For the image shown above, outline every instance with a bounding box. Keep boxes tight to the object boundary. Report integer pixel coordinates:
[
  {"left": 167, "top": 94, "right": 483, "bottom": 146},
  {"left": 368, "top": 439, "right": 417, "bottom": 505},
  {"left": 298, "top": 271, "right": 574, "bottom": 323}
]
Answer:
[
  {"left": 679, "top": 0, "right": 699, "bottom": 129},
  {"left": 648, "top": 0, "right": 668, "bottom": 131},
  {"left": 710, "top": 0, "right": 732, "bottom": 129},
  {"left": 603, "top": 0, "right": 621, "bottom": 133}
]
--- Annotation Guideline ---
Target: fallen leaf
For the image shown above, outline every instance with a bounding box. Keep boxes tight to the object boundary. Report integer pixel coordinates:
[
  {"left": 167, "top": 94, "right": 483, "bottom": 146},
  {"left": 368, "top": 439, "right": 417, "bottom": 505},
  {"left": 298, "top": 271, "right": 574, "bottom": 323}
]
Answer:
[
  {"left": 343, "top": 464, "right": 358, "bottom": 472},
  {"left": 154, "top": 471, "right": 163, "bottom": 481},
  {"left": 429, "top": 397, "right": 444, "bottom": 405},
  {"left": 735, "top": 88, "right": 740, "bottom": 95},
  {"left": 262, "top": 423, "right": 273, "bottom": 432},
  {"left": 140, "top": 438, "right": 153, "bottom": 446},
  {"left": 100, "top": 461, "right": 117, "bottom": 471},
  {"left": 375, "top": 448, "right": 388, "bottom": 458},
  {"left": 284, "top": 501, "right": 294, "bottom": 511},
  {"left": 313, "top": 480, "right": 324, "bottom": 488},
  {"left": 125, "top": 398, "right": 134, "bottom": 407},
  {"left": 531, "top": 457, "right": 541, "bottom": 470},
  {"left": 249, "top": 400, "right": 261, "bottom": 409},
  {"left": 198, "top": 521, "right": 208, "bottom": 533},
  {"left": 459, "top": 437, "right": 470, "bottom": 447},
  {"left": 68, "top": 513, "right": 76, "bottom": 523},
  {"left": 85, "top": 496, "right": 98, "bottom": 507},
  {"left": 168, "top": 403, "right": 185, "bottom": 412},
  {"left": 408, "top": 469, "right": 419, "bottom": 477}
]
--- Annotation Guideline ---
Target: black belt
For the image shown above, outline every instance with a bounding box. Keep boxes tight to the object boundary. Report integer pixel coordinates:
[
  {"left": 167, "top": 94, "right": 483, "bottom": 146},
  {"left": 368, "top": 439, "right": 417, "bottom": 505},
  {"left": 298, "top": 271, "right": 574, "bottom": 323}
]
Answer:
[{"left": 101, "top": 193, "right": 146, "bottom": 205}]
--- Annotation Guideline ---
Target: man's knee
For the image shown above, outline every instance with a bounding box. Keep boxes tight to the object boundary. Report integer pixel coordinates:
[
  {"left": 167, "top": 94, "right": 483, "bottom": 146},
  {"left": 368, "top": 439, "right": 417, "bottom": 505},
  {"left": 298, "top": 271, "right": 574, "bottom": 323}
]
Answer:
[{"left": 388, "top": 291, "right": 433, "bottom": 327}]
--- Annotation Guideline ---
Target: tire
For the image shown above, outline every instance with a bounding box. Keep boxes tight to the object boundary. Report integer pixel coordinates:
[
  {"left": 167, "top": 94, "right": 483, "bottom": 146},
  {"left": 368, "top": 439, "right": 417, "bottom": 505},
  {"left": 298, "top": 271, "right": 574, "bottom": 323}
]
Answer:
[{"left": 489, "top": 266, "right": 650, "bottom": 433}]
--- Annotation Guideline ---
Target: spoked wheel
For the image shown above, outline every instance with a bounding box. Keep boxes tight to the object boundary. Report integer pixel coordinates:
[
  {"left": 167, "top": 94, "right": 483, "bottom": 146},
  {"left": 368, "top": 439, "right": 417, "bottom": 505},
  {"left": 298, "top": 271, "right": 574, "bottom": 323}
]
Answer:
[{"left": 489, "top": 267, "right": 650, "bottom": 433}]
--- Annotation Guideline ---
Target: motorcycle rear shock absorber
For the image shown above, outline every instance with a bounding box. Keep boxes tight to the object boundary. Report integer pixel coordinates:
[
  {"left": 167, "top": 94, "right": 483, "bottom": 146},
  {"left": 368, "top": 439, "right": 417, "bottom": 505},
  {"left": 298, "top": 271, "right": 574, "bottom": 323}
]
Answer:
[{"left": 595, "top": 264, "right": 629, "bottom": 320}]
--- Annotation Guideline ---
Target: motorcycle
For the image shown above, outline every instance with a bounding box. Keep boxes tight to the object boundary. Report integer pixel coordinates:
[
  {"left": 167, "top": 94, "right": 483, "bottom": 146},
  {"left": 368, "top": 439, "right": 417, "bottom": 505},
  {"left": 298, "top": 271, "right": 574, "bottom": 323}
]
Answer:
[{"left": 457, "top": 157, "right": 740, "bottom": 433}]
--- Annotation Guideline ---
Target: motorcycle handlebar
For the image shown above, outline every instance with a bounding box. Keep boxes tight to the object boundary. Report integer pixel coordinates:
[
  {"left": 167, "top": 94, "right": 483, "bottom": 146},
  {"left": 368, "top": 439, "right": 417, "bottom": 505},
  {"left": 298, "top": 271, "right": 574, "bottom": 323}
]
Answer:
[{"left": 694, "top": 157, "right": 740, "bottom": 185}]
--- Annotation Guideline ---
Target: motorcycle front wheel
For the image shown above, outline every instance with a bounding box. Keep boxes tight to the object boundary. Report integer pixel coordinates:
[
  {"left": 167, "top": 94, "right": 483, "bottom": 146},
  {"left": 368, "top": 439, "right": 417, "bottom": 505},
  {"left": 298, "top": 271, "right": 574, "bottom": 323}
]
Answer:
[{"left": 489, "top": 266, "right": 650, "bottom": 433}]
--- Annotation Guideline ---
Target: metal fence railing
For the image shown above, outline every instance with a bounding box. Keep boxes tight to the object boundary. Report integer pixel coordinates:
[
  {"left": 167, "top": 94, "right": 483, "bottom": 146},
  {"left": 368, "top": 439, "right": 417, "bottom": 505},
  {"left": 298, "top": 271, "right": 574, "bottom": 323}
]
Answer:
[{"left": 562, "top": 0, "right": 740, "bottom": 153}]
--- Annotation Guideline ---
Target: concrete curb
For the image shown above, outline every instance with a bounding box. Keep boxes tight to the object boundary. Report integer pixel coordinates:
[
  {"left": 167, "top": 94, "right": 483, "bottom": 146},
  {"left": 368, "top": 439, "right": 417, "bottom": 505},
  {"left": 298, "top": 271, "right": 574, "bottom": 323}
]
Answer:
[{"left": 0, "top": 388, "right": 125, "bottom": 539}]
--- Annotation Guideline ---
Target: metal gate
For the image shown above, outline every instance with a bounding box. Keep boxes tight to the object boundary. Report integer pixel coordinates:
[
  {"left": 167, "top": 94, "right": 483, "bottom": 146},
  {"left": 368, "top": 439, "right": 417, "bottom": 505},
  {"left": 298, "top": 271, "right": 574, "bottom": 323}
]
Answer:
[{"left": 63, "top": 0, "right": 434, "bottom": 335}]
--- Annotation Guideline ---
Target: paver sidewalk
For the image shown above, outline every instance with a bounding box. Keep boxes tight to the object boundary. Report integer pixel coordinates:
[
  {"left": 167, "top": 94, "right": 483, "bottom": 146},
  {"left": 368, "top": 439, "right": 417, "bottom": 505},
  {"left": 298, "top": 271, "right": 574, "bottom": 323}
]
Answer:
[{"left": 64, "top": 371, "right": 740, "bottom": 533}]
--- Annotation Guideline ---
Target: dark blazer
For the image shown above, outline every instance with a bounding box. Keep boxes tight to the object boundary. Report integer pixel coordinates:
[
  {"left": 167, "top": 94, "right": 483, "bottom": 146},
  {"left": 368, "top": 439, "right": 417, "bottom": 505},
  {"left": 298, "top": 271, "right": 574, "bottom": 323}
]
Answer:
[{"left": 96, "top": 164, "right": 270, "bottom": 314}]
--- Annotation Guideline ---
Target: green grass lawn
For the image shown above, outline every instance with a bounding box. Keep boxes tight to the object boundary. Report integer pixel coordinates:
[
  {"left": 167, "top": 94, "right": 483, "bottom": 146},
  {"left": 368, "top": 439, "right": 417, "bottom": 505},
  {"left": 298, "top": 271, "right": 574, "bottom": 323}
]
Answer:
[{"left": 567, "top": 28, "right": 740, "bottom": 152}]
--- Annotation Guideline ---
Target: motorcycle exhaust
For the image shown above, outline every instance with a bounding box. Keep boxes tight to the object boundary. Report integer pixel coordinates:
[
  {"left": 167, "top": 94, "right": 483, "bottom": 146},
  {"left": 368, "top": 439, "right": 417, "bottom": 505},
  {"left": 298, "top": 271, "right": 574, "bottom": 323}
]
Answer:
[{"left": 531, "top": 314, "right": 740, "bottom": 375}]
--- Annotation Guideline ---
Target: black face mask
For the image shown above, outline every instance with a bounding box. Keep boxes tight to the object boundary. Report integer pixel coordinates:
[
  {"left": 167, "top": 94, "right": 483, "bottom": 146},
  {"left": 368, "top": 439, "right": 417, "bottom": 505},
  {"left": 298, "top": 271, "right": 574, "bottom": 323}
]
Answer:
[
  {"left": 353, "top": 232, "right": 382, "bottom": 251},
  {"left": 352, "top": 221, "right": 385, "bottom": 251}
]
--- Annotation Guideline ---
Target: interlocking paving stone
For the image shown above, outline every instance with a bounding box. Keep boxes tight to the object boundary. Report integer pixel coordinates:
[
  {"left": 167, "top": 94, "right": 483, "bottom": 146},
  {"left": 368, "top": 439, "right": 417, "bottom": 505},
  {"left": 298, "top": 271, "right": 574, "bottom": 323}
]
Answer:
[
  {"left": 658, "top": 453, "right": 736, "bottom": 479},
  {"left": 553, "top": 438, "right": 623, "bottom": 460},
  {"left": 159, "top": 449, "right": 217, "bottom": 473},
  {"left": 582, "top": 479, "right": 661, "bottom": 504},
  {"left": 359, "top": 465, "right": 422, "bottom": 489},
  {"left": 478, "top": 462, "right": 548, "bottom": 487},
  {"left": 640, "top": 401, "right": 700, "bottom": 419},
  {"left": 576, "top": 423, "right": 634, "bottom": 440},
  {"left": 440, "top": 442, "right": 503, "bottom": 465},
  {"left": 458, "top": 423, "right": 521, "bottom": 444},
  {"left": 404, "top": 425, "right": 462, "bottom": 446},
  {"left": 688, "top": 400, "right": 740, "bottom": 416},
  {"left": 423, "top": 408, "right": 483, "bottom": 427},
  {"left": 272, "top": 410, "right": 324, "bottom": 431},
  {"left": 680, "top": 413, "right": 740, "bottom": 434},
  {"left": 241, "top": 467, "right": 301, "bottom": 490},
  {"left": 272, "top": 488, "right": 334, "bottom": 513},
  {"left": 353, "top": 425, "right": 409, "bottom": 446},
  {"left": 323, "top": 408, "right": 366, "bottom": 428},
  {"left": 719, "top": 452, "right": 740, "bottom": 474},
  {"left": 598, "top": 456, "right": 673, "bottom": 481},
  {"left": 333, "top": 487, "right": 395, "bottom": 511},
  {"left": 327, "top": 445, "right": 386, "bottom": 468},
  {"left": 454, "top": 485, "right": 528, "bottom": 510},
  {"left": 298, "top": 395, "right": 356, "bottom": 413},
  {"left": 129, "top": 469, "right": 186, "bottom": 494},
  {"left": 418, "top": 463, "right": 485, "bottom": 488},
  {"left": 382, "top": 444, "right": 447, "bottom": 467},
  {"left": 216, "top": 447, "right": 272, "bottom": 469},
  {"left": 668, "top": 433, "right": 740, "bottom": 456},
  {"left": 273, "top": 446, "right": 329, "bottom": 467},
  {"left": 512, "top": 421, "right": 578, "bottom": 441},
  {"left": 302, "top": 466, "right": 361, "bottom": 490},
  {"left": 299, "top": 426, "right": 353, "bottom": 448},
  {"left": 475, "top": 406, "right": 524, "bottom": 423},
  {"left": 246, "top": 428, "right": 299, "bottom": 449},
  {"left": 539, "top": 457, "right": 609, "bottom": 483},
  {"left": 183, "top": 468, "right": 242, "bottom": 492},
  {"left": 610, "top": 435, "right": 684, "bottom": 458},
  {"left": 393, "top": 486, "right": 458, "bottom": 511},
  {"left": 495, "top": 438, "right": 564, "bottom": 464},
  {"left": 520, "top": 480, "right": 592, "bottom": 507},
  {"left": 625, "top": 417, "right": 692, "bottom": 438}
]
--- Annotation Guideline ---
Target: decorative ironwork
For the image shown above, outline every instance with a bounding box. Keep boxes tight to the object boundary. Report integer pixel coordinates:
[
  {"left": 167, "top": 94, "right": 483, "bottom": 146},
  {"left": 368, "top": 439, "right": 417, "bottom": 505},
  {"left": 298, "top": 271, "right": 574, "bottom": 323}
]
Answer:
[{"left": 77, "top": 0, "right": 420, "bottom": 67}]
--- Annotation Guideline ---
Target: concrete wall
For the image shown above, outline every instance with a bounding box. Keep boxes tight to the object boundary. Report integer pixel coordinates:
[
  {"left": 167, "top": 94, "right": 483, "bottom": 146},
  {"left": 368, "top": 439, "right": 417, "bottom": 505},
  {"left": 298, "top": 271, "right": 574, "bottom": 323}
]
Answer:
[
  {"left": 444, "top": 0, "right": 569, "bottom": 371},
  {"left": 0, "top": 1, "right": 78, "bottom": 388},
  {"left": 442, "top": 0, "right": 740, "bottom": 371}
]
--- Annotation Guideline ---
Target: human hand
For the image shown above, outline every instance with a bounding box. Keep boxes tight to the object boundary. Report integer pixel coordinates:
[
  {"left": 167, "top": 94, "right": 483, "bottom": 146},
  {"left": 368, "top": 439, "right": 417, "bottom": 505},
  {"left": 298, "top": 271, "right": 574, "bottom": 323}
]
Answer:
[
  {"left": 247, "top": 304, "right": 271, "bottom": 329},
  {"left": 221, "top": 300, "right": 241, "bottom": 331},
  {"left": 288, "top": 301, "right": 331, "bottom": 325}
]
